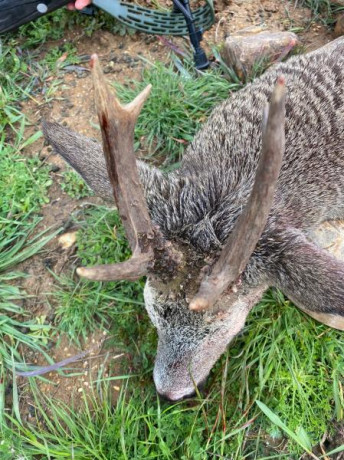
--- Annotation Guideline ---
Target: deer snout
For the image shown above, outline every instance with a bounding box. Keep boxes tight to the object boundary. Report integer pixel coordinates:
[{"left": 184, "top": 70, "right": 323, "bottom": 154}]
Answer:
[
  {"left": 153, "top": 357, "right": 207, "bottom": 402},
  {"left": 153, "top": 367, "right": 197, "bottom": 402},
  {"left": 156, "top": 379, "right": 206, "bottom": 402},
  {"left": 157, "top": 388, "right": 196, "bottom": 402}
]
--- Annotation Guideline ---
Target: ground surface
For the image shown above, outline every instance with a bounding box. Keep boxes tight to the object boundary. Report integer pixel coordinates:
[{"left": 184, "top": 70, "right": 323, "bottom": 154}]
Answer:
[{"left": 4, "top": 0, "right": 344, "bottom": 457}]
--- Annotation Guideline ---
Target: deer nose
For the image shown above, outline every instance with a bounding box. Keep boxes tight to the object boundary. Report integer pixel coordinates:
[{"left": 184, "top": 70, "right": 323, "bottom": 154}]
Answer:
[
  {"left": 157, "top": 389, "right": 196, "bottom": 402},
  {"left": 156, "top": 379, "right": 206, "bottom": 402}
]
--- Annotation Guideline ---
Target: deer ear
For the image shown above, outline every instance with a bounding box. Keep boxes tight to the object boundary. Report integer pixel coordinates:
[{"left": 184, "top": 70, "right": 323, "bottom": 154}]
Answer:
[
  {"left": 43, "top": 121, "right": 113, "bottom": 200},
  {"left": 269, "top": 227, "right": 344, "bottom": 330},
  {"left": 42, "top": 121, "right": 169, "bottom": 203}
]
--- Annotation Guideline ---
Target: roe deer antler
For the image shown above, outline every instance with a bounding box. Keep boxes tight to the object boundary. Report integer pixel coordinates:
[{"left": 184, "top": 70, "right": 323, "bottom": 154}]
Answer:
[
  {"left": 190, "top": 76, "right": 286, "bottom": 311},
  {"left": 77, "top": 54, "right": 179, "bottom": 281}
]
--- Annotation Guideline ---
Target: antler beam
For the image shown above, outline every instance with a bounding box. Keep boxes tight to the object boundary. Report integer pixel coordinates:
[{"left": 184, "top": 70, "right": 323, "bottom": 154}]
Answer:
[
  {"left": 77, "top": 54, "right": 155, "bottom": 281},
  {"left": 190, "top": 76, "right": 286, "bottom": 311}
]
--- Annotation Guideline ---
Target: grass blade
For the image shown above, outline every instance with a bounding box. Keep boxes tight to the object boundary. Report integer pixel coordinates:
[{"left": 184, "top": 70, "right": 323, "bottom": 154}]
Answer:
[{"left": 256, "top": 400, "right": 318, "bottom": 458}]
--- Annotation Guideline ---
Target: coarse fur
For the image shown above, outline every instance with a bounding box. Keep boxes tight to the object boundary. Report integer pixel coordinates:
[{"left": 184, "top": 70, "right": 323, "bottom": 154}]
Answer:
[{"left": 43, "top": 37, "right": 344, "bottom": 401}]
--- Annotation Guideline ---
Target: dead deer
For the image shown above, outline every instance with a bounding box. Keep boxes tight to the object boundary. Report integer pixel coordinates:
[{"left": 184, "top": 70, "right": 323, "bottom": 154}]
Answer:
[{"left": 43, "top": 37, "right": 344, "bottom": 401}]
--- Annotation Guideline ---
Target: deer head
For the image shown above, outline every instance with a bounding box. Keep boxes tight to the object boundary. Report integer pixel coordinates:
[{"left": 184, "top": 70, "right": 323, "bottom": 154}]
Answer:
[{"left": 44, "top": 49, "right": 344, "bottom": 401}]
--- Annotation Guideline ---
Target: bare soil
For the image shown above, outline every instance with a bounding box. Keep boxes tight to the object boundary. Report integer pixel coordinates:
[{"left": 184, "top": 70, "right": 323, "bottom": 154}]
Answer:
[{"left": 13, "top": 0, "right": 342, "bottom": 447}]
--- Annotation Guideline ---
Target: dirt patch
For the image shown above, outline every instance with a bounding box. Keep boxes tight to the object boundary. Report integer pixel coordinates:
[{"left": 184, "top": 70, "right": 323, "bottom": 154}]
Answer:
[{"left": 18, "top": 330, "right": 124, "bottom": 425}]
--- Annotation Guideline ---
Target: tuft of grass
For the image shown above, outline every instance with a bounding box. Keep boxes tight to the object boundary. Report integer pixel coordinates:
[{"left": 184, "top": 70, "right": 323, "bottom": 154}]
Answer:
[
  {"left": 215, "top": 289, "right": 344, "bottom": 457},
  {"left": 0, "top": 131, "right": 52, "bottom": 237},
  {"left": 300, "top": 0, "right": 344, "bottom": 26},
  {"left": 11, "top": 6, "right": 134, "bottom": 46},
  {"left": 113, "top": 60, "right": 241, "bottom": 166},
  {"left": 0, "top": 93, "right": 55, "bottom": 372},
  {"left": 0, "top": 38, "right": 77, "bottom": 134},
  {"left": 61, "top": 169, "right": 93, "bottom": 200},
  {"left": 4, "top": 380, "right": 203, "bottom": 459},
  {"left": 0, "top": 218, "right": 58, "bottom": 390},
  {"left": 0, "top": 275, "right": 50, "bottom": 370}
]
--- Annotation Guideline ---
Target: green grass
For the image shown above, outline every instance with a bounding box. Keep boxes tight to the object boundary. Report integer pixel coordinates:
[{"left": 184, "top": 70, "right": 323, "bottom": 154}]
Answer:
[
  {"left": 3, "top": 290, "right": 344, "bottom": 459},
  {"left": 299, "top": 0, "right": 344, "bottom": 26},
  {"left": 60, "top": 169, "right": 93, "bottom": 200},
  {"left": 8, "top": 5, "right": 134, "bottom": 46},
  {"left": 0, "top": 8, "right": 78, "bottom": 443},
  {"left": 0, "top": 130, "right": 52, "bottom": 235},
  {"left": 114, "top": 60, "right": 241, "bottom": 166},
  {"left": 0, "top": 114, "right": 56, "bottom": 373},
  {"left": 53, "top": 205, "right": 143, "bottom": 342},
  {"left": 0, "top": 218, "right": 59, "bottom": 439},
  {"left": 0, "top": 226, "right": 56, "bottom": 367}
]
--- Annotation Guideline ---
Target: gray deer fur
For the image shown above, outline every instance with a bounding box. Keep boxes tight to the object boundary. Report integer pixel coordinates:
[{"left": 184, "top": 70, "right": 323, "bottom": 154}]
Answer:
[{"left": 43, "top": 37, "right": 344, "bottom": 401}]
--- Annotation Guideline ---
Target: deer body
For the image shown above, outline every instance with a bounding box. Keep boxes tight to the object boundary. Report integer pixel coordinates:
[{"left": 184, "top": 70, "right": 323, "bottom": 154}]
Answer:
[{"left": 44, "top": 38, "right": 344, "bottom": 401}]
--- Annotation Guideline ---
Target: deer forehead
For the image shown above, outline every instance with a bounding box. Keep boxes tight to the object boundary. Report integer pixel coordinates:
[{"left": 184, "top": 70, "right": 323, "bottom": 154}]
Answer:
[{"left": 143, "top": 277, "right": 268, "bottom": 333}]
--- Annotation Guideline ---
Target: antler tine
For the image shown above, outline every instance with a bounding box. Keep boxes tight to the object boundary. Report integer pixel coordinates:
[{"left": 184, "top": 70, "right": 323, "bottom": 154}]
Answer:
[
  {"left": 190, "top": 76, "right": 286, "bottom": 311},
  {"left": 77, "top": 254, "right": 152, "bottom": 281},
  {"left": 77, "top": 54, "right": 155, "bottom": 281}
]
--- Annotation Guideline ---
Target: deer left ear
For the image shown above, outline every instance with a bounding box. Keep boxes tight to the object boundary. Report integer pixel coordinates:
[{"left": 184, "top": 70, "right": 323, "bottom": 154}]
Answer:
[
  {"left": 268, "top": 226, "right": 344, "bottom": 330},
  {"left": 43, "top": 121, "right": 113, "bottom": 200}
]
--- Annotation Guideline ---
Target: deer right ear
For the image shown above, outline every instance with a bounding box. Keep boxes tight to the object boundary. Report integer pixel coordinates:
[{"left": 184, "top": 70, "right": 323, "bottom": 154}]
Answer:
[{"left": 42, "top": 121, "right": 169, "bottom": 203}]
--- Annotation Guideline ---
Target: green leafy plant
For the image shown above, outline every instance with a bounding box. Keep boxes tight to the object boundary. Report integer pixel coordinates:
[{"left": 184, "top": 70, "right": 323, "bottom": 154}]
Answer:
[
  {"left": 61, "top": 170, "right": 93, "bottom": 199},
  {"left": 28, "top": 315, "right": 52, "bottom": 345}
]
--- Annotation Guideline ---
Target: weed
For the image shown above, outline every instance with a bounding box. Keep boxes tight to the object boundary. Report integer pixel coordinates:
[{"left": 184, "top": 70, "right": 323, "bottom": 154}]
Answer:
[
  {"left": 0, "top": 12, "right": 65, "bottom": 440},
  {"left": 0, "top": 220, "right": 58, "bottom": 380},
  {"left": 42, "top": 42, "right": 80, "bottom": 70},
  {"left": 0, "top": 135, "right": 52, "bottom": 236},
  {"left": 60, "top": 170, "right": 93, "bottom": 199}
]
